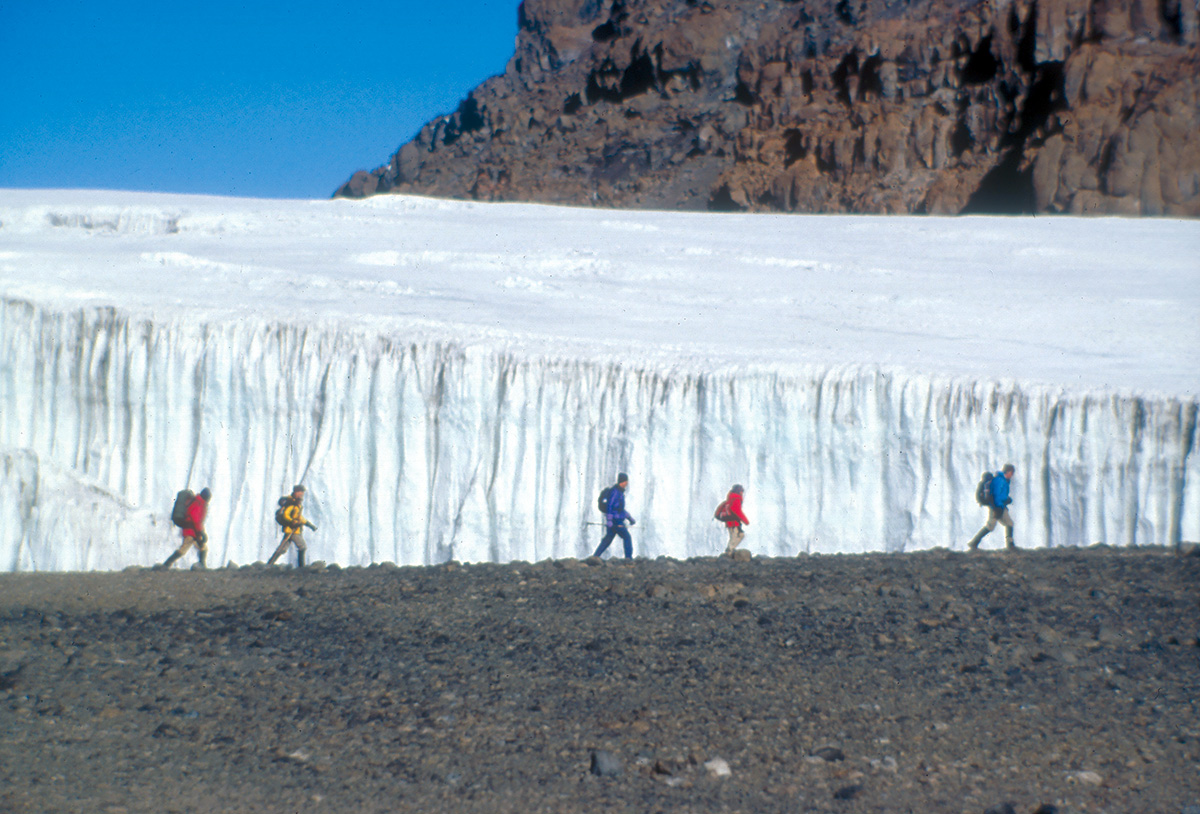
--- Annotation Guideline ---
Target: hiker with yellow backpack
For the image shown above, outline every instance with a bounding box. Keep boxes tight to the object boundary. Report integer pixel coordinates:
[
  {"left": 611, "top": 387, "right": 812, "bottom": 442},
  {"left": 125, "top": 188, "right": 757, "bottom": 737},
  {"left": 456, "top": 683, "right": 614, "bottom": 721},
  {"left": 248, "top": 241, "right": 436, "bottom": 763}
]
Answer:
[{"left": 267, "top": 485, "right": 317, "bottom": 567}]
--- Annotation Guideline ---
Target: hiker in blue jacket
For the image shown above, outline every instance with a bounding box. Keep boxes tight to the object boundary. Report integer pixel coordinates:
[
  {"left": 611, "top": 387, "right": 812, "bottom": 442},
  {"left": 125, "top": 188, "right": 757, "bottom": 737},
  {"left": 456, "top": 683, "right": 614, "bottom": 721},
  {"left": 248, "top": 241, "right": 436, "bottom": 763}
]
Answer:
[
  {"left": 967, "top": 463, "right": 1016, "bottom": 550},
  {"left": 593, "top": 472, "right": 636, "bottom": 560}
]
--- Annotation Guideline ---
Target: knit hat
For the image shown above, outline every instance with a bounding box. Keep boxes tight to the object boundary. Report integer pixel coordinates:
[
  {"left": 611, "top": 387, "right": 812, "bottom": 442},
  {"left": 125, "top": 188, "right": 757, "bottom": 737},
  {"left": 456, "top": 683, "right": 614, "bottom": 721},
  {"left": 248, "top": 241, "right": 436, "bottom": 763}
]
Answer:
[
  {"left": 292, "top": 484, "right": 306, "bottom": 494},
  {"left": 199, "top": 487, "right": 212, "bottom": 500},
  {"left": 731, "top": 484, "right": 744, "bottom": 494},
  {"left": 616, "top": 472, "right": 629, "bottom": 485}
]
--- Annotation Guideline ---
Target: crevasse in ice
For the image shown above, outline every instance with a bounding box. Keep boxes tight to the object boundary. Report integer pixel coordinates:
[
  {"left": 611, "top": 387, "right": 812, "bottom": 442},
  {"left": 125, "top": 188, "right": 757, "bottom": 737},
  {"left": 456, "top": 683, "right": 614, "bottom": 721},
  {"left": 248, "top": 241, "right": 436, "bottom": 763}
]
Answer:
[{"left": 2, "top": 299, "right": 1196, "bottom": 571}]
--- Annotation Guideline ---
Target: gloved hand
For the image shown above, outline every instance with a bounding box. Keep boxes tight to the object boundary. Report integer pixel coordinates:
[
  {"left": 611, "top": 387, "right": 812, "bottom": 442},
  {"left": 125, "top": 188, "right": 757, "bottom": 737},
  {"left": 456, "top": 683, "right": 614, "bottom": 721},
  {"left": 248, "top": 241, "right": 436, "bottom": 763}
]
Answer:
[
  {"left": 307, "top": 522, "right": 318, "bottom": 531},
  {"left": 627, "top": 516, "right": 636, "bottom": 526},
  {"left": 1004, "top": 498, "right": 1012, "bottom": 506}
]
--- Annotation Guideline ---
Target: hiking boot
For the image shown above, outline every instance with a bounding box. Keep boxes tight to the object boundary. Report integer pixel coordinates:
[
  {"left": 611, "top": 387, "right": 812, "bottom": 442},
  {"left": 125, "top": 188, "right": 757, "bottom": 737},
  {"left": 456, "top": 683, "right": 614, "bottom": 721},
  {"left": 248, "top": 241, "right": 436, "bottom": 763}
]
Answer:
[
  {"left": 161, "top": 552, "right": 181, "bottom": 569},
  {"left": 966, "top": 529, "right": 987, "bottom": 551}
]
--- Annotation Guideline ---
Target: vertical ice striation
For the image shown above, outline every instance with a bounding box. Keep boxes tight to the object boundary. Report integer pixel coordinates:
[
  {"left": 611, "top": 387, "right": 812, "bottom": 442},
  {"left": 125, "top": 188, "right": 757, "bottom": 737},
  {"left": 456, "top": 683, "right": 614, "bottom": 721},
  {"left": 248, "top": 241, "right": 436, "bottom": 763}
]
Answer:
[
  {"left": 1, "top": 298, "right": 1197, "bottom": 571},
  {"left": 0, "top": 447, "right": 163, "bottom": 571}
]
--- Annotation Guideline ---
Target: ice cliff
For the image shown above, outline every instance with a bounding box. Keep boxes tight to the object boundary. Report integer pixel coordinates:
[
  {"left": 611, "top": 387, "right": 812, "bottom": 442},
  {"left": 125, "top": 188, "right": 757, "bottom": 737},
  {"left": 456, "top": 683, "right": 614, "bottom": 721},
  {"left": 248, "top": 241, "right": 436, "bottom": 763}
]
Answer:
[
  {"left": 2, "top": 299, "right": 1196, "bottom": 571},
  {"left": 1, "top": 191, "right": 1196, "bottom": 571}
]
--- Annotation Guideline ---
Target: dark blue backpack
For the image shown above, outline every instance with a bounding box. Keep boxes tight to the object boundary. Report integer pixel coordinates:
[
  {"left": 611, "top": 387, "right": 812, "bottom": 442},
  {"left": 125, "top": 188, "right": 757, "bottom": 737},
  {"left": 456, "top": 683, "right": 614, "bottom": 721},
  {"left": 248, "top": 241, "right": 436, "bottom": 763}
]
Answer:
[
  {"left": 171, "top": 489, "right": 195, "bottom": 528},
  {"left": 975, "top": 472, "right": 993, "bottom": 506}
]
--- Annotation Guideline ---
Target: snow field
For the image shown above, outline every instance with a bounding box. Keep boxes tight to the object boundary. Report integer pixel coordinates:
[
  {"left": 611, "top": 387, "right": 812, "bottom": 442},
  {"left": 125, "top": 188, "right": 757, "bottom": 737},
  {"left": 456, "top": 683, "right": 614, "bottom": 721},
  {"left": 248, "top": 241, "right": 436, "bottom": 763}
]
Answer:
[{"left": 0, "top": 191, "right": 1196, "bottom": 570}]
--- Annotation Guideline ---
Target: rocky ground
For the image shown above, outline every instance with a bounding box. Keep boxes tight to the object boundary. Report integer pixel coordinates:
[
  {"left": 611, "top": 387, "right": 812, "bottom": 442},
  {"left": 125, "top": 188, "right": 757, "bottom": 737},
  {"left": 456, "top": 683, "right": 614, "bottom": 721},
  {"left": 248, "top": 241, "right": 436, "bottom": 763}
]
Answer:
[{"left": 1, "top": 546, "right": 1198, "bottom": 814}]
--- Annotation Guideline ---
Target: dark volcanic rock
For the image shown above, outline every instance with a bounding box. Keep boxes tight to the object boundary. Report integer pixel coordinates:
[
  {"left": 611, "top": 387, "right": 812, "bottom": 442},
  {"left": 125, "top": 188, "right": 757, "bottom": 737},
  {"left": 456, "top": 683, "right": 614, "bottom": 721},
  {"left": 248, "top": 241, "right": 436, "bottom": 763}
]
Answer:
[
  {"left": 811, "top": 745, "right": 846, "bottom": 762},
  {"left": 336, "top": 0, "right": 1200, "bottom": 216},
  {"left": 2, "top": 548, "right": 1199, "bottom": 813}
]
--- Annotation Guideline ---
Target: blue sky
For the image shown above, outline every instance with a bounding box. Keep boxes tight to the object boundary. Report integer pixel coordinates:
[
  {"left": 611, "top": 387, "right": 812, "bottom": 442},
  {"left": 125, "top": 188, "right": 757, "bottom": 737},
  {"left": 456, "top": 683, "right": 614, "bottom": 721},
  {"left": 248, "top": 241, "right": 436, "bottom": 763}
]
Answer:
[{"left": 0, "top": 0, "right": 519, "bottom": 199}]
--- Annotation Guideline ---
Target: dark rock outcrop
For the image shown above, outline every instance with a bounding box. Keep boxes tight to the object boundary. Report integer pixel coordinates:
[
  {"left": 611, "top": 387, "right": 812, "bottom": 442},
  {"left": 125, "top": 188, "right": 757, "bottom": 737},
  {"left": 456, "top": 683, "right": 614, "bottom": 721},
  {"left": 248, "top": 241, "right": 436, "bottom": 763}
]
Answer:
[{"left": 337, "top": 0, "right": 1200, "bottom": 216}]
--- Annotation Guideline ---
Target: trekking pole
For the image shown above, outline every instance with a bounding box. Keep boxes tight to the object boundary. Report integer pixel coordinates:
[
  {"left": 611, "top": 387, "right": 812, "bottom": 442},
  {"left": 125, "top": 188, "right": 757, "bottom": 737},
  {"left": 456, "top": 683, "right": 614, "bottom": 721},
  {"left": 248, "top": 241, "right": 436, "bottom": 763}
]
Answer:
[{"left": 585, "top": 522, "right": 607, "bottom": 527}]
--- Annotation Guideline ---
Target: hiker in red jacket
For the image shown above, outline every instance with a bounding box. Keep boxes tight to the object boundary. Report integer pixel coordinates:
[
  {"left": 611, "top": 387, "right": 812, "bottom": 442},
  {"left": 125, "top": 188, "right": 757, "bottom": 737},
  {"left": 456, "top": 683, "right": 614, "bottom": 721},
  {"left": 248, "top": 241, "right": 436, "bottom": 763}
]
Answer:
[
  {"left": 162, "top": 487, "right": 211, "bottom": 569},
  {"left": 720, "top": 484, "right": 750, "bottom": 557}
]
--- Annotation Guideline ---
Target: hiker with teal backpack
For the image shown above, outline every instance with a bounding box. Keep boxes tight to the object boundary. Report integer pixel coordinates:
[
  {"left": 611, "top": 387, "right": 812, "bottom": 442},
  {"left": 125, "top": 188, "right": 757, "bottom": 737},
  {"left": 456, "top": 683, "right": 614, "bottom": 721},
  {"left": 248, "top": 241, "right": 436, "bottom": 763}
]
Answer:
[
  {"left": 593, "top": 472, "right": 635, "bottom": 560},
  {"left": 967, "top": 464, "right": 1017, "bottom": 551}
]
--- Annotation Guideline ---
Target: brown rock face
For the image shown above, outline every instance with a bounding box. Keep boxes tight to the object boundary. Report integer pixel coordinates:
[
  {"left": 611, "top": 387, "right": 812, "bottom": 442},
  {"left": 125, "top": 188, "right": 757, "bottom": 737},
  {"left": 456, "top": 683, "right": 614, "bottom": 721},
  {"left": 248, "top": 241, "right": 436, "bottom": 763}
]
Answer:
[{"left": 336, "top": 0, "right": 1200, "bottom": 216}]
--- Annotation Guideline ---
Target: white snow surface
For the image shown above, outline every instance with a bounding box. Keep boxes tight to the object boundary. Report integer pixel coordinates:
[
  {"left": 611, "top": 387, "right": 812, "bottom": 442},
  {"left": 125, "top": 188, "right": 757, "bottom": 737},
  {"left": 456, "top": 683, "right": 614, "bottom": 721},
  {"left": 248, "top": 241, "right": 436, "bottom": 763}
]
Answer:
[{"left": 1, "top": 189, "right": 1197, "bottom": 571}]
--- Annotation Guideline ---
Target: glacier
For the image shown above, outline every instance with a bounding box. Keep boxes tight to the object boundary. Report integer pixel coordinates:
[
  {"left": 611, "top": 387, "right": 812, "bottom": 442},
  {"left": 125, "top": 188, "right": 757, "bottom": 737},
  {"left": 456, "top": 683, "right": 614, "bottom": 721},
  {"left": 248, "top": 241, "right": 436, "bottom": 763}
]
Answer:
[{"left": 0, "top": 190, "right": 1197, "bottom": 570}]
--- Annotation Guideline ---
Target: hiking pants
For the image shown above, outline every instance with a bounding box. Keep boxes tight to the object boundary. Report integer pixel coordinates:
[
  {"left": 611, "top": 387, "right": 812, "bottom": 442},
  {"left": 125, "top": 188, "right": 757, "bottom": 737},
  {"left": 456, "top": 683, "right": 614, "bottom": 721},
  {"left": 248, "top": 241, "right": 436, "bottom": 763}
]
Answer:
[
  {"left": 984, "top": 507, "right": 1014, "bottom": 534},
  {"left": 968, "top": 507, "right": 1015, "bottom": 549},
  {"left": 174, "top": 530, "right": 208, "bottom": 556},
  {"left": 270, "top": 531, "right": 306, "bottom": 562},
  {"left": 725, "top": 525, "right": 745, "bottom": 554},
  {"left": 594, "top": 524, "right": 632, "bottom": 559}
]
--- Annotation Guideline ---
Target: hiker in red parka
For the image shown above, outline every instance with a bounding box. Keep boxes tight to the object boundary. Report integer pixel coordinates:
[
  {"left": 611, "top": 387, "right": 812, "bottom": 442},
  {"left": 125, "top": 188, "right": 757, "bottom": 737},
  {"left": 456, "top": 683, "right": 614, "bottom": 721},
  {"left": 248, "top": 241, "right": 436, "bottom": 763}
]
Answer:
[
  {"left": 721, "top": 484, "right": 750, "bottom": 557},
  {"left": 162, "top": 487, "right": 211, "bottom": 569}
]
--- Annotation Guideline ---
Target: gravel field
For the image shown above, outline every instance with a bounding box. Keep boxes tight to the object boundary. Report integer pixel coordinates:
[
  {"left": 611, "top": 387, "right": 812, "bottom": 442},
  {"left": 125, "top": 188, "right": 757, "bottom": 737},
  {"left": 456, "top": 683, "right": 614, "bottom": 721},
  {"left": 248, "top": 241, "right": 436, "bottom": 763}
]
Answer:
[{"left": 1, "top": 547, "right": 1198, "bottom": 814}]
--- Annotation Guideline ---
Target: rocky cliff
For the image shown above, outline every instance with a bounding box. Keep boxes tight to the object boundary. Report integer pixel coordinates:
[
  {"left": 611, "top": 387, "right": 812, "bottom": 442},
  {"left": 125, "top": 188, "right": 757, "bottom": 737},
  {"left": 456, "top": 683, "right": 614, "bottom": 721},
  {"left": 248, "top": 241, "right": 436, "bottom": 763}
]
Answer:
[{"left": 337, "top": 0, "right": 1200, "bottom": 215}]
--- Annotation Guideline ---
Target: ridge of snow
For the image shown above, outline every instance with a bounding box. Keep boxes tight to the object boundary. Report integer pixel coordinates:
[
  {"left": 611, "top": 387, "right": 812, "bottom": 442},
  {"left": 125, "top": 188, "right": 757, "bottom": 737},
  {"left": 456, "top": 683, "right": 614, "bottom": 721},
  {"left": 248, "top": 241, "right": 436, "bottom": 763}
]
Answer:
[{"left": 1, "top": 190, "right": 1197, "bottom": 570}]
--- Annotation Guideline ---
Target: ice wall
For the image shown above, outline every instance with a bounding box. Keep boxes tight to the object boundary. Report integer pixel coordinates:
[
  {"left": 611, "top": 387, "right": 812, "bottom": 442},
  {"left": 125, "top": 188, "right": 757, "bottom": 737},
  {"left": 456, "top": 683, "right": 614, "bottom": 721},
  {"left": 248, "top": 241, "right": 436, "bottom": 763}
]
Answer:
[
  {"left": 1, "top": 298, "right": 1197, "bottom": 571},
  {"left": 0, "top": 447, "right": 164, "bottom": 571}
]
